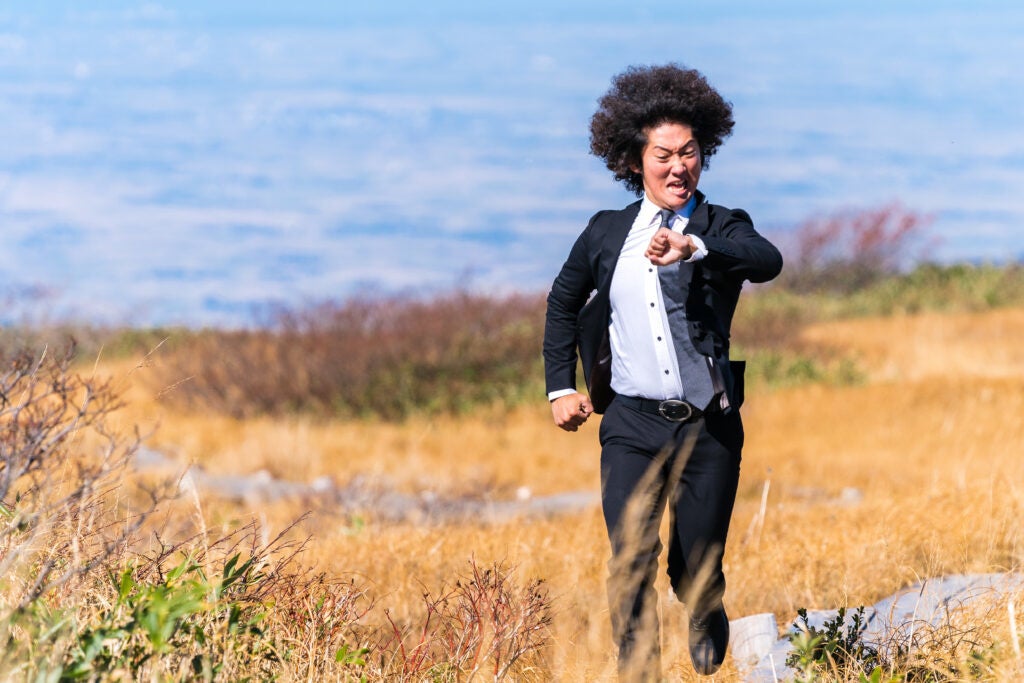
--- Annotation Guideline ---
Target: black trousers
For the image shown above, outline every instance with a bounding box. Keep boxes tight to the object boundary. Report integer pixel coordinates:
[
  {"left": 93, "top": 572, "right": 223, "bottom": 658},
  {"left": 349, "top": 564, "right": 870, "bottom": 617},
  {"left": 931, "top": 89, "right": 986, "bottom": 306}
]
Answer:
[{"left": 598, "top": 395, "right": 743, "bottom": 679}]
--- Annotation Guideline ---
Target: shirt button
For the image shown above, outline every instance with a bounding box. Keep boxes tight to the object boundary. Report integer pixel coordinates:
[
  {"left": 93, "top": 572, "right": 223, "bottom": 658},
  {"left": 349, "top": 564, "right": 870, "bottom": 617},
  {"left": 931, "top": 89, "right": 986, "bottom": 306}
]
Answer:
[
  {"left": 657, "top": 336, "right": 662, "bottom": 341},
  {"left": 664, "top": 370, "right": 670, "bottom": 375},
  {"left": 650, "top": 302, "right": 655, "bottom": 308}
]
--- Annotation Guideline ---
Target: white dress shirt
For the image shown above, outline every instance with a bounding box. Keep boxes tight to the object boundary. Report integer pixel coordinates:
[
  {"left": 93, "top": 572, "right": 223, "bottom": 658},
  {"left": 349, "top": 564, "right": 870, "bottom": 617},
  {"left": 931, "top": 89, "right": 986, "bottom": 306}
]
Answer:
[{"left": 548, "top": 195, "right": 708, "bottom": 402}]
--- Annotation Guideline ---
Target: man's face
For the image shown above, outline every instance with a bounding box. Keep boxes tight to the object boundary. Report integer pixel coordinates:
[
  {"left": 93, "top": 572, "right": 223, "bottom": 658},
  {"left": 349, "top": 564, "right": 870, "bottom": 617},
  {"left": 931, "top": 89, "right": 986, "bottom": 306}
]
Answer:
[{"left": 632, "top": 121, "right": 702, "bottom": 211}]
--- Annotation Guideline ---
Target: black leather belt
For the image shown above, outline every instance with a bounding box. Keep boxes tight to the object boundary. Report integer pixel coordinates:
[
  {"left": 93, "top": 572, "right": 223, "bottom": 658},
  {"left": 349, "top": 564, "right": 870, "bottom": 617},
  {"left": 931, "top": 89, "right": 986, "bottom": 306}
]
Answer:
[{"left": 617, "top": 396, "right": 704, "bottom": 423}]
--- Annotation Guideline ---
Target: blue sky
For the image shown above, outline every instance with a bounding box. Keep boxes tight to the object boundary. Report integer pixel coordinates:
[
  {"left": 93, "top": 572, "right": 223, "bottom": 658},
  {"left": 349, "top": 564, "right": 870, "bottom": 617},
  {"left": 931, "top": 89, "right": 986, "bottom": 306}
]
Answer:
[{"left": 1, "top": 1, "right": 1022, "bottom": 325}]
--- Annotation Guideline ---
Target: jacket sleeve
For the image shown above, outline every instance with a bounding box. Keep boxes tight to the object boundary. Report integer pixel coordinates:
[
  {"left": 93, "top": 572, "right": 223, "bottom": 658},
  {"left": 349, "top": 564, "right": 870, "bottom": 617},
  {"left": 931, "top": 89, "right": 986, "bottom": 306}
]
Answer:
[
  {"left": 699, "top": 208, "right": 783, "bottom": 283},
  {"left": 543, "top": 218, "right": 598, "bottom": 395}
]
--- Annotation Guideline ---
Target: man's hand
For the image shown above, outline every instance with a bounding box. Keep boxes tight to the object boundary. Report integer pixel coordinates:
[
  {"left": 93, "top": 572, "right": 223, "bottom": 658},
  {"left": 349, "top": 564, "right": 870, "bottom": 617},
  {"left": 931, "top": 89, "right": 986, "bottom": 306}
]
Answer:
[
  {"left": 645, "top": 227, "right": 696, "bottom": 265},
  {"left": 551, "top": 392, "right": 594, "bottom": 432}
]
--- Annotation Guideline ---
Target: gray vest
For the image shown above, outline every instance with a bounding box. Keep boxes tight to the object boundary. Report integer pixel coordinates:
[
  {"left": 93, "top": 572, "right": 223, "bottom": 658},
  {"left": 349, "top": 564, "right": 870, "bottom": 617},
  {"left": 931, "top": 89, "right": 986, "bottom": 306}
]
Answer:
[{"left": 656, "top": 209, "right": 725, "bottom": 410}]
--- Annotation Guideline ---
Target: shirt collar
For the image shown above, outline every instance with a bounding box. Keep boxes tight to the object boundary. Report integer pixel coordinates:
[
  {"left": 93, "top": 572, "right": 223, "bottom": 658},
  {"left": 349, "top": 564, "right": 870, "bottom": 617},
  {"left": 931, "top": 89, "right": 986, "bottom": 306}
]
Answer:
[{"left": 638, "top": 194, "right": 699, "bottom": 227}]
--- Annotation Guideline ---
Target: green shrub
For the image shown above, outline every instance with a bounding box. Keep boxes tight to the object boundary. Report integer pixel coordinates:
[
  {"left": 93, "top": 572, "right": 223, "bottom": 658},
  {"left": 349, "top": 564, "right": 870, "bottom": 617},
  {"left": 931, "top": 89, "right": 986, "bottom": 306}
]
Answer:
[
  {"left": 52, "top": 553, "right": 278, "bottom": 681},
  {"left": 787, "top": 607, "right": 891, "bottom": 682}
]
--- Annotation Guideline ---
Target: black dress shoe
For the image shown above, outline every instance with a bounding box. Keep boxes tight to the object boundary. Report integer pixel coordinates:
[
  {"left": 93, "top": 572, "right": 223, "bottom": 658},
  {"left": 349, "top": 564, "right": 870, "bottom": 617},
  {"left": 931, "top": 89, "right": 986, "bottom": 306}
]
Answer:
[{"left": 688, "top": 606, "right": 729, "bottom": 675}]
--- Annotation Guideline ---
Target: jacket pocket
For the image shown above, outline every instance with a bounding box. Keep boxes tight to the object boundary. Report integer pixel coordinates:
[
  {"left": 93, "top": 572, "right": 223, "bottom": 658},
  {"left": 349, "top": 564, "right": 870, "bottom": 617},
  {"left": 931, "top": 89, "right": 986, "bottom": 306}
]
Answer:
[{"left": 729, "top": 360, "right": 746, "bottom": 410}]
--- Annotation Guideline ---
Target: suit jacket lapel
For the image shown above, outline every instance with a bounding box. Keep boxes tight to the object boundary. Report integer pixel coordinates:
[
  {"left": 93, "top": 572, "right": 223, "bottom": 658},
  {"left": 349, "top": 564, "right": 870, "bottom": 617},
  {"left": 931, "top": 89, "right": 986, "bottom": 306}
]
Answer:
[
  {"left": 683, "top": 190, "right": 710, "bottom": 237},
  {"left": 580, "top": 202, "right": 639, "bottom": 413},
  {"left": 598, "top": 201, "right": 641, "bottom": 290}
]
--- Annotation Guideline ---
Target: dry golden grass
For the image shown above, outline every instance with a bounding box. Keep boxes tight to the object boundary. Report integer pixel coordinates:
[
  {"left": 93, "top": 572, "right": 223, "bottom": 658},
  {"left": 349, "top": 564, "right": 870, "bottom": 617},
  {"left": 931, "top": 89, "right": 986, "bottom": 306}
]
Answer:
[
  {"left": 99, "top": 307, "right": 1024, "bottom": 680},
  {"left": 801, "top": 308, "right": 1024, "bottom": 382}
]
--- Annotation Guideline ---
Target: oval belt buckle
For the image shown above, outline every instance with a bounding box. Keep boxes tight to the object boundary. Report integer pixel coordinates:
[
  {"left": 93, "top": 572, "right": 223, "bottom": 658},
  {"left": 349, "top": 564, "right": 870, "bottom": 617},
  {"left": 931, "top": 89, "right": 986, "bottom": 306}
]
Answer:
[{"left": 658, "top": 399, "right": 692, "bottom": 422}]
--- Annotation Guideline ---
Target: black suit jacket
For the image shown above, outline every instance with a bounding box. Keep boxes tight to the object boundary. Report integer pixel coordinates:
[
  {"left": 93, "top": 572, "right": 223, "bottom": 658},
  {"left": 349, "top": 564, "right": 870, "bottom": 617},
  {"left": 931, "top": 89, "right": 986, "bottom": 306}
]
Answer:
[{"left": 543, "top": 192, "right": 783, "bottom": 414}]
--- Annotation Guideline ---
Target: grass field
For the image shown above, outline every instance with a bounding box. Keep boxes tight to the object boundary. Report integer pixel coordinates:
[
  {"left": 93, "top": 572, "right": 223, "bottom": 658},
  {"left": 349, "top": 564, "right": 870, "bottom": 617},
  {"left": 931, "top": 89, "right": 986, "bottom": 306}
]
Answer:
[{"left": 76, "top": 305, "right": 1024, "bottom": 681}]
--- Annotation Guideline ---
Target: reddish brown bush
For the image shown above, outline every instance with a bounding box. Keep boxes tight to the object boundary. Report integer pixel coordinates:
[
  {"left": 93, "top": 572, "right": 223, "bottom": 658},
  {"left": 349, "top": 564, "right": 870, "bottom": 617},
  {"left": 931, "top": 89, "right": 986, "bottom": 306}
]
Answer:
[
  {"left": 776, "top": 203, "right": 935, "bottom": 293},
  {"left": 151, "top": 292, "right": 547, "bottom": 420},
  {"left": 371, "top": 559, "right": 552, "bottom": 681}
]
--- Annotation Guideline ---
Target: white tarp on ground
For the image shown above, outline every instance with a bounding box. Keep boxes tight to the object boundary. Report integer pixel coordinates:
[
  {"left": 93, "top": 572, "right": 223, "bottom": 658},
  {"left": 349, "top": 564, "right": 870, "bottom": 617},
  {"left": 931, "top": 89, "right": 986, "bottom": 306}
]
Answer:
[{"left": 736, "top": 573, "right": 1024, "bottom": 682}]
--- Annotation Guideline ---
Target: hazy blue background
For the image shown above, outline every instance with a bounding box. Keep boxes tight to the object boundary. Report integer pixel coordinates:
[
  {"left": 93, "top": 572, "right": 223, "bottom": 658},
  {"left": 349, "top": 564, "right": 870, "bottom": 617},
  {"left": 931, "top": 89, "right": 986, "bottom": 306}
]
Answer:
[{"left": 2, "top": 1, "right": 1022, "bottom": 325}]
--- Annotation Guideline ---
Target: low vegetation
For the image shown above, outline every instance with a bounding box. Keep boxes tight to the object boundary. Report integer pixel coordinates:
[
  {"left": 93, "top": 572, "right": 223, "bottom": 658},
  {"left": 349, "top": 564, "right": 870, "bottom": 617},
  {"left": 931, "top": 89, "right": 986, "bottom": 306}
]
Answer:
[{"left": 0, "top": 345, "right": 552, "bottom": 680}]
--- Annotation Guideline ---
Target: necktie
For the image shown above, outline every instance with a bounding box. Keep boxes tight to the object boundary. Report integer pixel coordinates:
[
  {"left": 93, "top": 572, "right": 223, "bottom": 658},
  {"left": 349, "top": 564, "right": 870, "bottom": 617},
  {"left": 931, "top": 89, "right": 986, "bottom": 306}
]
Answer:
[{"left": 654, "top": 209, "right": 717, "bottom": 409}]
